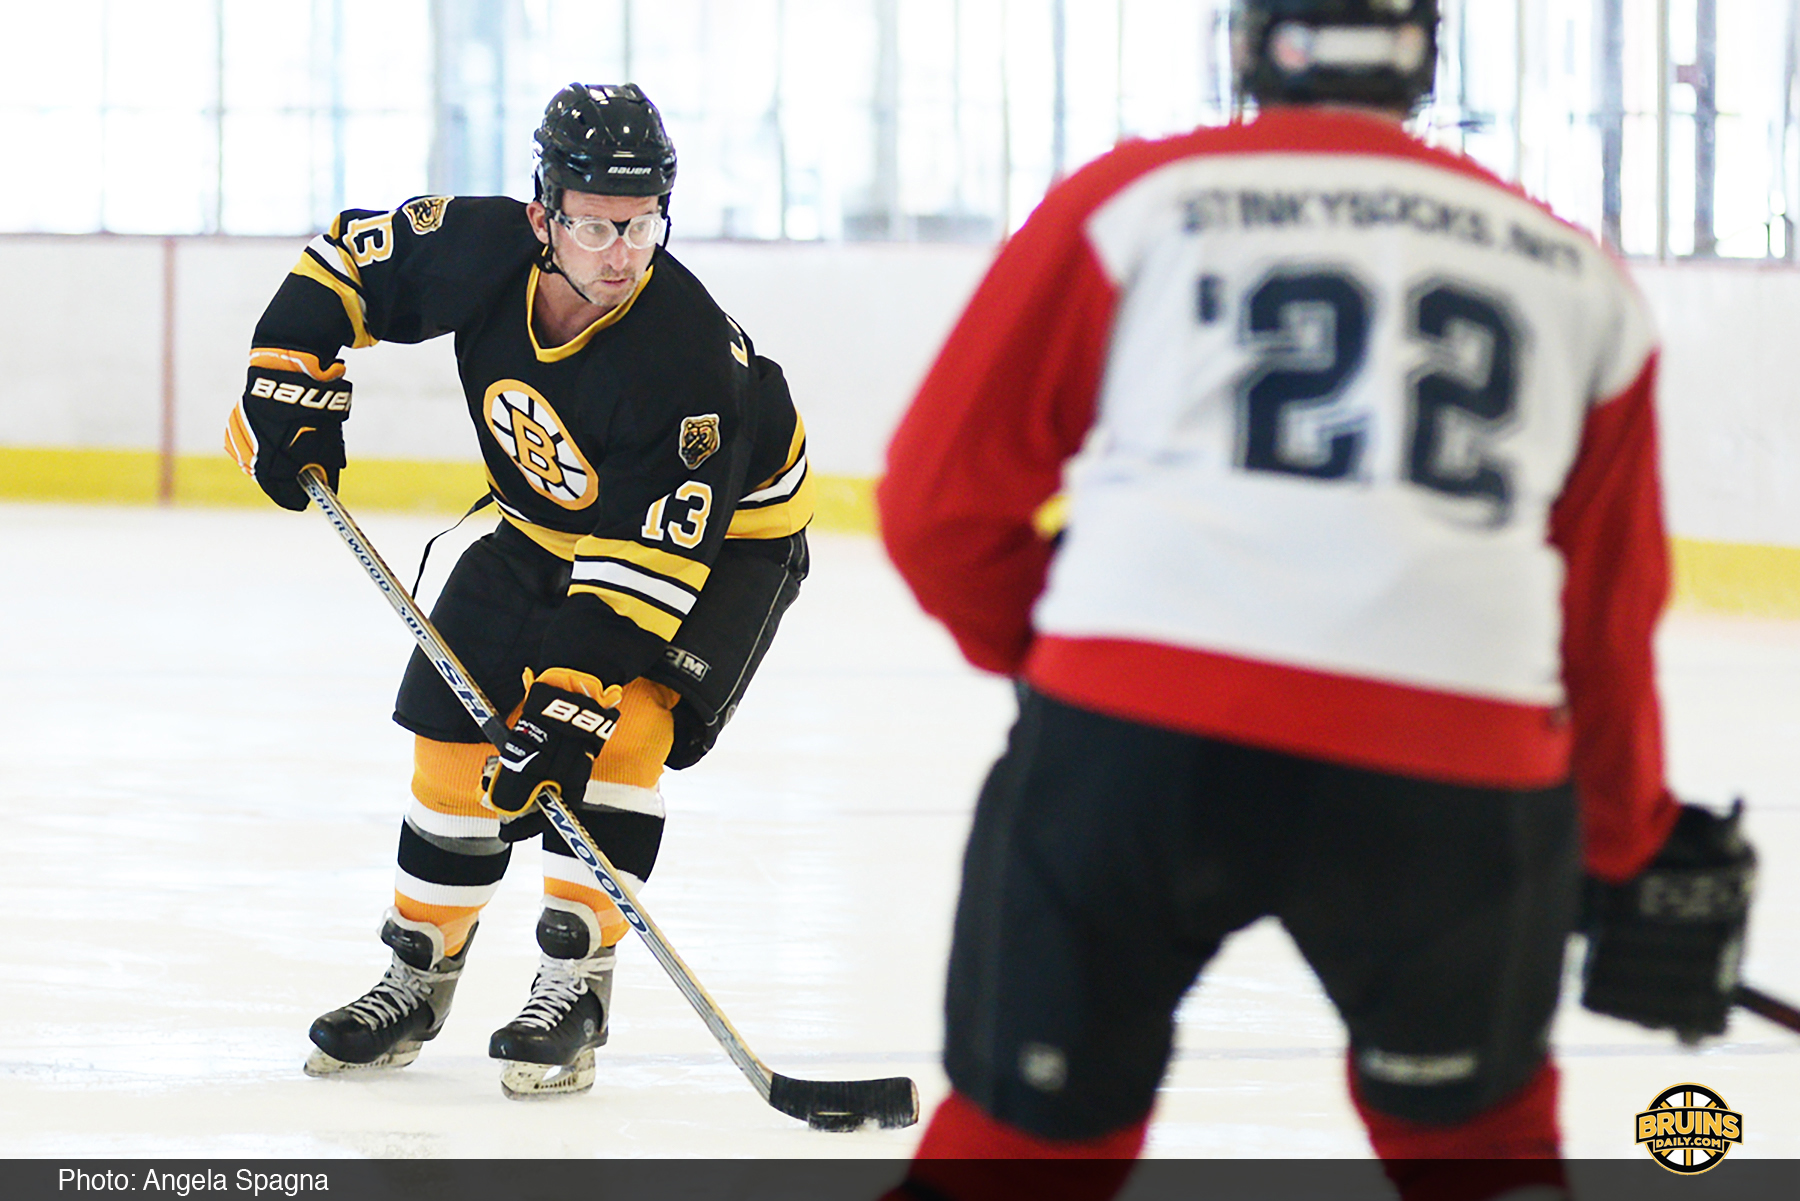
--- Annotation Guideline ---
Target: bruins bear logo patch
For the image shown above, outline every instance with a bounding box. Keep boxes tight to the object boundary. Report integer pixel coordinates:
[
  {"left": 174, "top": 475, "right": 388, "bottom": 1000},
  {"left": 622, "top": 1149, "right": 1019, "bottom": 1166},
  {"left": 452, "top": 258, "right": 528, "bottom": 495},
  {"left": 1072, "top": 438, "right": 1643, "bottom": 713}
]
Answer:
[
  {"left": 402, "top": 196, "right": 451, "bottom": 235},
  {"left": 679, "top": 414, "right": 721, "bottom": 469}
]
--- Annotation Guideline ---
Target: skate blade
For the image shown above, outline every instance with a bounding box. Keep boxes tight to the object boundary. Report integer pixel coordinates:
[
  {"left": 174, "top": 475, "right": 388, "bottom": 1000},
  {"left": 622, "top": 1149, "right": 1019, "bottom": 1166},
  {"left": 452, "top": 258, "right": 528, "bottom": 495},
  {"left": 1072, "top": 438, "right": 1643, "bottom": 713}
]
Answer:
[
  {"left": 499, "top": 1049, "right": 596, "bottom": 1099},
  {"left": 304, "top": 1044, "right": 422, "bottom": 1077}
]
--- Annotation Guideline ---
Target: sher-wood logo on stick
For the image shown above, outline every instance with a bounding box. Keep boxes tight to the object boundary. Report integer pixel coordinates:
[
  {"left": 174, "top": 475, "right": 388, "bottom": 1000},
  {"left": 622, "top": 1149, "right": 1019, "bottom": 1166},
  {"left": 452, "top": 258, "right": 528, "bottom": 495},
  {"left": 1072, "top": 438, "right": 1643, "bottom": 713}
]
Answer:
[{"left": 1635, "top": 1082, "right": 1742, "bottom": 1173}]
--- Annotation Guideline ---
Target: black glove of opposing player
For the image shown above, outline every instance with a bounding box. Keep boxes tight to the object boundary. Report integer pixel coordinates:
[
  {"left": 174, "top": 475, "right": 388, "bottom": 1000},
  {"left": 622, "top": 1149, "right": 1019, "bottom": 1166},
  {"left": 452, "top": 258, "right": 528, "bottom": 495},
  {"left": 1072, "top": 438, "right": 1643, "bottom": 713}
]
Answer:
[
  {"left": 1581, "top": 800, "right": 1756, "bottom": 1041},
  {"left": 484, "top": 669, "right": 623, "bottom": 819},
  {"left": 227, "top": 363, "right": 352, "bottom": 511}
]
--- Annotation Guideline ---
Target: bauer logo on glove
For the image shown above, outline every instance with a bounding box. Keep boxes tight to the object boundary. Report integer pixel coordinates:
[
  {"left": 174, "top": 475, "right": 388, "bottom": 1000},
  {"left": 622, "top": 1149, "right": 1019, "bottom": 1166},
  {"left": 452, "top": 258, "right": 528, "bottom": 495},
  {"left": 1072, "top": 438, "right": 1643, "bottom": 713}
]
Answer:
[
  {"left": 483, "top": 669, "right": 623, "bottom": 817},
  {"left": 249, "top": 374, "right": 351, "bottom": 411},
  {"left": 225, "top": 351, "right": 354, "bottom": 512},
  {"left": 540, "top": 697, "right": 618, "bottom": 738}
]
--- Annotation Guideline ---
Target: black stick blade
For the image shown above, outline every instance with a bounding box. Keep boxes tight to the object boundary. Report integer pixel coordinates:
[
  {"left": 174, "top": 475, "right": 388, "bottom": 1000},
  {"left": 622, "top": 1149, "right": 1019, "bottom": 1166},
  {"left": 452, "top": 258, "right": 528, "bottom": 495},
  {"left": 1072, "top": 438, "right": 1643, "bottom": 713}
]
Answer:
[{"left": 768, "top": 1073, "right": 920, "bottom": 1131}]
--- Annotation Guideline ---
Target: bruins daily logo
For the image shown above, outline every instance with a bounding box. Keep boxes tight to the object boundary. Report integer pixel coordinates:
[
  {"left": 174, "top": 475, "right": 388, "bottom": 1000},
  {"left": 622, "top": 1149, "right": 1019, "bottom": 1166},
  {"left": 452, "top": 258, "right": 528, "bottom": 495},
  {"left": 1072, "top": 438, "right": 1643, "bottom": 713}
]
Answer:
[
  {"left": 1636, "top": 1082, "right": 1742, "bottom": 1173},
  {"left": 401, "top": 196, "right": 451, "bottom": 235},
  {"left": 679, "top": 414, "right": 721, "bottom": 469},
  {"left": 485, "top": 380, "right": 598, "bottom": 509}
]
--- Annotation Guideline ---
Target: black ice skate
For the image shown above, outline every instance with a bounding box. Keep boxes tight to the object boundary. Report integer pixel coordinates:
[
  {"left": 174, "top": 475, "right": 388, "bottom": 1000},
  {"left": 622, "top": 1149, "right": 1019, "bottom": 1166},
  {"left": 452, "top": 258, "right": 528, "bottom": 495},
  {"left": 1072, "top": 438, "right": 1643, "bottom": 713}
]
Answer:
[
  {"left": 304, "top": 909, "right": 472, "bottom": 1076},
  {"left": 490, "top": 900, "right": 615, "bottom": 1098}
]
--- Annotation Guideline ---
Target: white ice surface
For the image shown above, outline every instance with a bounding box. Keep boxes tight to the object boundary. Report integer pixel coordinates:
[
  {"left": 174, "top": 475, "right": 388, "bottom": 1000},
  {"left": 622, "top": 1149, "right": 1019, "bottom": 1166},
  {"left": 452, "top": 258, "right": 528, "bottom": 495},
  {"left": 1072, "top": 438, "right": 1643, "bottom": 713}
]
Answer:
[{"left": 0, "top": 503, "right": 1794, "bottom": 1161}]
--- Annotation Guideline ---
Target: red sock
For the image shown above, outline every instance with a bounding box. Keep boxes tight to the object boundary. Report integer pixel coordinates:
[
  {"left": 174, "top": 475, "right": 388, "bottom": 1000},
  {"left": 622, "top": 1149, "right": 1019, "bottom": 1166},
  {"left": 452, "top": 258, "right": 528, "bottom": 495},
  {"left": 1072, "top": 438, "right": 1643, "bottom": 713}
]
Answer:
[
  {"left": 881, "top": 1090, "right": 1146, "bottom": 1201},
  {"left": 1351, "top": 1059, "right": 1566, "bottom": 1201}
]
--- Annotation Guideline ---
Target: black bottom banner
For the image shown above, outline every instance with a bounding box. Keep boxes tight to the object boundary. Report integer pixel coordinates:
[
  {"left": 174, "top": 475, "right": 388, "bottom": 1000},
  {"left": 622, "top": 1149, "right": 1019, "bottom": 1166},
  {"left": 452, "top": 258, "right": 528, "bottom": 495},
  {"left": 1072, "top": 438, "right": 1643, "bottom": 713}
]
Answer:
[{"left": 4, "top": 1158, "right": 1795, "bottom": 1201}]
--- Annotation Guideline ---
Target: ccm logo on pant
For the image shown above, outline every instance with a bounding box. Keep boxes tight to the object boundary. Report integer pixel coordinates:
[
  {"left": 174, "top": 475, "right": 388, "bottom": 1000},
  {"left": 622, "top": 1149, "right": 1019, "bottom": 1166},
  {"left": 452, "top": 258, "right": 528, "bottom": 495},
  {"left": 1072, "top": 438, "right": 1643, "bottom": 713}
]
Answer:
[
  {"left": 542, "top": 697, "right": 616, "bottom": 737},
  {"left": 251, "top": 377, "right": 351, "bottom": 411}
]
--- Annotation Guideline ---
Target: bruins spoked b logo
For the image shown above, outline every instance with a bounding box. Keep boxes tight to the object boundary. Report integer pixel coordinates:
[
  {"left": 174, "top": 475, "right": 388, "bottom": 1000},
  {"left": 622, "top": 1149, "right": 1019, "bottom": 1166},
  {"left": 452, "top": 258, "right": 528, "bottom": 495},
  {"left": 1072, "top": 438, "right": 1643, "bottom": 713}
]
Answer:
[
  {"left": 1636, "top": 1082, "right": 1742, "bottom": 1173},
  {"left": 485, "top": 380, "right": 599, "bottom": 509}
]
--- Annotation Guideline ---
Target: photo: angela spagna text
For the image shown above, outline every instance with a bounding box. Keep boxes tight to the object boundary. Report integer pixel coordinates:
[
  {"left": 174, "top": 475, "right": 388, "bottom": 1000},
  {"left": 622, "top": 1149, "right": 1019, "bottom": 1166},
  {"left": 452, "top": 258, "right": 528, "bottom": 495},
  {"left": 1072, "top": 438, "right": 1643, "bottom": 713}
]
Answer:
[{"left": 52, "top": 1168, "right": 328, "bottom": 1197}]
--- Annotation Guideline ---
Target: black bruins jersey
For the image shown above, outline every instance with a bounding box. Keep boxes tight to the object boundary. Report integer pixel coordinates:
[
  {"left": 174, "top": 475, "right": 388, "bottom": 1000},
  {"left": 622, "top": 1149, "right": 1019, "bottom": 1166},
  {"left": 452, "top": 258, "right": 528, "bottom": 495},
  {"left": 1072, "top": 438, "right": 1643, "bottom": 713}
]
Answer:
[{"left": 249, "top": 194, "right": 813, "bottom": 684}]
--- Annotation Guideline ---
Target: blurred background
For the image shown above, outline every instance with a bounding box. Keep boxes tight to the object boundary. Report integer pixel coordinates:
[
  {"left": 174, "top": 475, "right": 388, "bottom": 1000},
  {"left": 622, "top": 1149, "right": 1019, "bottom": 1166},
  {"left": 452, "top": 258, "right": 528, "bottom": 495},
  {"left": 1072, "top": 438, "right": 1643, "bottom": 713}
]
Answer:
[
  {"left": 2, "top": 0, "right": 1793, "bottom": 255},
  {"left": 3, "top": 0, "right": 1800, "bottom": 614}
]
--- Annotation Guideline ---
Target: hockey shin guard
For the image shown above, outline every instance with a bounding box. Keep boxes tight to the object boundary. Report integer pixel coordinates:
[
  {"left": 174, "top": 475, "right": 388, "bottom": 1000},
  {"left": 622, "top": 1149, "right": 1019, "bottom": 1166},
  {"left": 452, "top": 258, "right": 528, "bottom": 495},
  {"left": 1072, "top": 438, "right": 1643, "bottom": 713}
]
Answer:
[
  {"left": 537, "top": 680, "right": 676, "bottom": 946},
  {"left": 542, "top": 779, "right": 667, "bottom": 948}
]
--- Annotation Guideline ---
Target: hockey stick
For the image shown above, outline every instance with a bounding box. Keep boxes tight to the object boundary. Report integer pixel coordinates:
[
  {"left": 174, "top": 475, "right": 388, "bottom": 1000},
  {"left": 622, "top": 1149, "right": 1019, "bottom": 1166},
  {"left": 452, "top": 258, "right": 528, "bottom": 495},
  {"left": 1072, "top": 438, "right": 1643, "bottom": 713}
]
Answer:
[
  {"left": 1736, "top": 984, "right": 1800, "bottom": 1035},
  {"left": 298, "top": 468, "right": 919, "bottom": 1131}
]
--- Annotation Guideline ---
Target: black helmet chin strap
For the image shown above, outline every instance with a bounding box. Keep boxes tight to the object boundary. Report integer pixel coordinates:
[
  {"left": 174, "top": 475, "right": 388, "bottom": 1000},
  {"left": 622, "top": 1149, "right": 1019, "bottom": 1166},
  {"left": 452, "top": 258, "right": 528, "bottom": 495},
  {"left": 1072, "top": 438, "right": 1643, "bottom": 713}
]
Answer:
[{"left": 538, "top": 219, "right": 608, "bottom": 308}]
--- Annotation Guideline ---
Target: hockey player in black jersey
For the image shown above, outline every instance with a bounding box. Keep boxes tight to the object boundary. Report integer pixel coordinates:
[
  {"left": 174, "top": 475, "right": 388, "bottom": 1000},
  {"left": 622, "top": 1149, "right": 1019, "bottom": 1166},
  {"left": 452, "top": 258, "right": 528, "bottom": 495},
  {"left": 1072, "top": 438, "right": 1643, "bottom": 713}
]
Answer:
[{"left": 226, "top": 83, "right": 812, "bottom": 1098}]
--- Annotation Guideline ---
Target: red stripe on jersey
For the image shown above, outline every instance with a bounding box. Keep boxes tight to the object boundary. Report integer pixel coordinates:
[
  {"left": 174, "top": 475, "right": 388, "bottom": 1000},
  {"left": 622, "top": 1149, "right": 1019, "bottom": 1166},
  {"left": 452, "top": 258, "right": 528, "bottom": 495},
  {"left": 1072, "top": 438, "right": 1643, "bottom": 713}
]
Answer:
[{"left": 1026, "top": 635, "right": 1574, "bottom": 789}]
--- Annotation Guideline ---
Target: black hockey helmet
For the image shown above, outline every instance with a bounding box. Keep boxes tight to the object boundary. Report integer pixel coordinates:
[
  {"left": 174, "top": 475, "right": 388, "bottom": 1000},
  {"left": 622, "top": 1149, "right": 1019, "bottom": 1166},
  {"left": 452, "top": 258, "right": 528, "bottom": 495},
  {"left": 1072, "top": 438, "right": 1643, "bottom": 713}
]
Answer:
[
  {"left": 533, "top": 83, "right": 677, "bottom": 211},
  {"left": 1233, "top": 0, "right": 1438, "bottom": 112}
]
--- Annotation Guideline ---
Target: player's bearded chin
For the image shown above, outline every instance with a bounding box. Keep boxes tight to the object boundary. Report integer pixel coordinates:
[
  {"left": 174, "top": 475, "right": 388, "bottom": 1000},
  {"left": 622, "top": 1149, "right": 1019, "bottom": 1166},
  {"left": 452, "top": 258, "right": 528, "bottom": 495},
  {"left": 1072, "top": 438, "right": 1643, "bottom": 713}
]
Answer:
[{"left": 552, "top": 238, "right": 636, "bottom": 309}]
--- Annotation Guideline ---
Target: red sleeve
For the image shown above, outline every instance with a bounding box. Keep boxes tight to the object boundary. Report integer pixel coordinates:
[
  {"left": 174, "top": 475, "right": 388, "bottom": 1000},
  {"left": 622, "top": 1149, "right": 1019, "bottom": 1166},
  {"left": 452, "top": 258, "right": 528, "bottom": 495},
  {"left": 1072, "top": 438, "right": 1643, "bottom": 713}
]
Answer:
[
  {"left": 877, "top": 182, "right": 1119, "bottom": 675},
  {"left": 1549, "top": 353, "right": 1681, "bottom": 882}
]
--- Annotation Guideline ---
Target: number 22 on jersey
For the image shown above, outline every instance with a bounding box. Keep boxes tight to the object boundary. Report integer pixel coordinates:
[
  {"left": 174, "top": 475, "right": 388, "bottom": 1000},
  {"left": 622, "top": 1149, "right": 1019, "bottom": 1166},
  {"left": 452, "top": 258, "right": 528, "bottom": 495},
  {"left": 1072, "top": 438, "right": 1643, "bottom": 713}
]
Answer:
[{"left": 1216, "top": 266, "right": 1521, "bottom": 526}]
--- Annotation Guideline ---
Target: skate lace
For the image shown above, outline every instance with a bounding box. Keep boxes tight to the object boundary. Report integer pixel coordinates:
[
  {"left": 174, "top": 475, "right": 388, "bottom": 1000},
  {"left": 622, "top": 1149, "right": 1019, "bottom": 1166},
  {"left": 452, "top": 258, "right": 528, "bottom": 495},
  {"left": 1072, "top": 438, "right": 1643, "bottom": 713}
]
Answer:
[
  {"left": 343, "top": 962, "right": 434, "bottom": 1029},
  {"left": 513, "top": 960, "right": 591, "bottom": 1031}
]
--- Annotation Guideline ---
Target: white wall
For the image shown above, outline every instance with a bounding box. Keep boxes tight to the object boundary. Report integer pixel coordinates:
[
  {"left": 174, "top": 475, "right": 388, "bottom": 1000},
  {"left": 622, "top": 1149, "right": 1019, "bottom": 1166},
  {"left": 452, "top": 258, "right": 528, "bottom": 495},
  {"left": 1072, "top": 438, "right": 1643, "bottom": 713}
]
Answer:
[
  {"left": 4, "top": 234, "right": 1800, "bottom": 548},
  {"left": 1634, "top": 263, "right": 1800, "bottom": 547},
  {"left": 0, "top": 239, "right": 167, "bottom": 449},
  {"left": 675, "top": 242, "right": 993, "bottom": 477},
  {"left": 0, "top": 234, "right": 991, "bottom": 480}
]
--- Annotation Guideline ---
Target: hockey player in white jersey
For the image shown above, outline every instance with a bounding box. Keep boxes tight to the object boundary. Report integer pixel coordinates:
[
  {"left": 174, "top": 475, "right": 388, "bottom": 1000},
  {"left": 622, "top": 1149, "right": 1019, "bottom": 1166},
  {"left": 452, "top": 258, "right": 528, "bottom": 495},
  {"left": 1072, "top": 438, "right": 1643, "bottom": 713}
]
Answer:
[{"left": 878, "top": 2, "right": 1754, "bottom": 1198}]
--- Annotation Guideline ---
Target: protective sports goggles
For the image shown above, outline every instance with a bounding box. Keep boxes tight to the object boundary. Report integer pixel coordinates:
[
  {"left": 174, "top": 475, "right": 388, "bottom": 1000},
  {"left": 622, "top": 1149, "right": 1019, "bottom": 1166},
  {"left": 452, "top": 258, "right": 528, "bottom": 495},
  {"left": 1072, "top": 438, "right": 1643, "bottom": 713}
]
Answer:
[{"left": 552, "top": 210, "right": 666, "bottom": 253}]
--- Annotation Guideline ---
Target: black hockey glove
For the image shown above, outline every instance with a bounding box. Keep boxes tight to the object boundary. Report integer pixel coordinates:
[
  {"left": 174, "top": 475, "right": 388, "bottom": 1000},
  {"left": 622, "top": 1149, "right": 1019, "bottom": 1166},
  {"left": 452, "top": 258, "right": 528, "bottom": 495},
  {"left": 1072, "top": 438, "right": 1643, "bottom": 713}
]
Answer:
[
  {"left": 1581, "top": 800, "right": 1756, "bottom": 1041},
  {"left": 228, "top": 363, "right": 352, "bottom": 511},
  {"left": 483, "top": 669, "right": 623, "bottom": 819}
]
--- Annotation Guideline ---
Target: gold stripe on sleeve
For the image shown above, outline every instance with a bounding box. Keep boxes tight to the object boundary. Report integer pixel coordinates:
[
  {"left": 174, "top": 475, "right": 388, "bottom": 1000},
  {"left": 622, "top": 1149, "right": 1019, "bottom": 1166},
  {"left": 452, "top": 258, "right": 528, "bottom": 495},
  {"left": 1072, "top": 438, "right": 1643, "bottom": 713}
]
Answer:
[
  {"left": 568, "top": 584, "right": 685, "bottom": 641},
  {"left": 765, "top": 416, "right": 808, "bottom": 488},
  {"left": 290, "top": 253, "right": 377, "bottom": 349},
  {"left": 572, "top": 537, "right": 713, "bottom": 593},
  {"left": 321, "top": 217, "right": 366, "bottom": 288},
  {"left": 728, "top": 469, "right": 815, "bottom": 538}
]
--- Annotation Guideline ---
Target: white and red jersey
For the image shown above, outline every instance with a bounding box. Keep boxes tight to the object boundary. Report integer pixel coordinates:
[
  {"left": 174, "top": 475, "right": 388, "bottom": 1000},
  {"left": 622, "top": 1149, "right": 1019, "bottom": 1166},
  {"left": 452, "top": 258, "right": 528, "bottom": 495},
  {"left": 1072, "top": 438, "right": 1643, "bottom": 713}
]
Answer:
[{"left": 879, "top": 109, "right": 1676, "bottom": 882}]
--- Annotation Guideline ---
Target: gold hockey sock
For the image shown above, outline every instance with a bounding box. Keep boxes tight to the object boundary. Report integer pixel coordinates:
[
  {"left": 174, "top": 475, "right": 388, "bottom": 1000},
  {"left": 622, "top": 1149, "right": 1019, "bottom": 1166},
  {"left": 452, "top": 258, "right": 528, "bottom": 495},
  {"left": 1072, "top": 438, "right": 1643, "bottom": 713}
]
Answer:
[{"left": 592, "top": 678, "right": 680, "bottom": 789}]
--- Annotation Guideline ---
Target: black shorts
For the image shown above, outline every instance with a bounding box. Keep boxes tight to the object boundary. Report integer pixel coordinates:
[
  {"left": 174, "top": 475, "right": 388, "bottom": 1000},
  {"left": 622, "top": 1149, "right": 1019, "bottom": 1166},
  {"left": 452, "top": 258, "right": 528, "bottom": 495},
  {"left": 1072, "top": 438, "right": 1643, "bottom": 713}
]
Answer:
[
  {"left": 394, "top": 521, "right": 806, "bottom": 769},
  {"left": 944, "top": 687, "right": 1580, "bottom": 1140}
]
